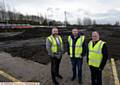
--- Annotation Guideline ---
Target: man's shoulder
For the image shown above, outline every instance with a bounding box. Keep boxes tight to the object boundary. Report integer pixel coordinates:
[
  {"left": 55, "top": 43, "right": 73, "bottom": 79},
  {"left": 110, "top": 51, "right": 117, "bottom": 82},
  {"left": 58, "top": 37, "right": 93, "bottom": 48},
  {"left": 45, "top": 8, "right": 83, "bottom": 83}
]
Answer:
[{"left": 79, "top": 32, "right": 84, "bottom": 35}]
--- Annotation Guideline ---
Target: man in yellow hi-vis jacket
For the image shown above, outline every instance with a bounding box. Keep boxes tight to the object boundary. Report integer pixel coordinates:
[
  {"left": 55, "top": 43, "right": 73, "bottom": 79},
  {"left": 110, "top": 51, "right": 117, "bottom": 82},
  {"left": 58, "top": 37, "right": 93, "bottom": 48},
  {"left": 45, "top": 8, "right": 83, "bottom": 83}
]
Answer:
[
  {"left": 46, "top": 27, "right": 64, "bottom": 85},
  {"left": 87, "top": 31, "right": 108, "bottom": 85},
  {"left": 67, "top": 28, "right": 86, "bottom": 84}
]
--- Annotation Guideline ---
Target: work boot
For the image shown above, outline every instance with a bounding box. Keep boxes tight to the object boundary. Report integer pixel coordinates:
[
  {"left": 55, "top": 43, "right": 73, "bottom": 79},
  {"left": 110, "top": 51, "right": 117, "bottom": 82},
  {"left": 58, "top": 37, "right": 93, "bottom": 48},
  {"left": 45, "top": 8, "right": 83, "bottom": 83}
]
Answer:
[
  {"left": 71, "top": 76, "right": 76, "bottom": 81},
  {"left": 53, "top": 80, "right": 59, "bottom": 85},
  {"left": 52, "top": 77, "right": 59, "bottom": 85},
  {"left": 78, "top": 79, "right": 82, "bottom": 84},
  {"left": 57, "top": 74, "right": 63, "bottom": 79}
]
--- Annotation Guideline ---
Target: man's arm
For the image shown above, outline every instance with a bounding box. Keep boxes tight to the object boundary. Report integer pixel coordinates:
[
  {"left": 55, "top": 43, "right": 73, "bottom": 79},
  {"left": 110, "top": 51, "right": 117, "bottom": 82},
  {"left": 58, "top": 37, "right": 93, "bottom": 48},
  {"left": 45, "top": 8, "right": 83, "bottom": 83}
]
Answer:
[
  {"left": 61, "top": 37, "right": 64, "bottom": 54},
  {"left": 67, "top": 40, "right": 70, "bottom": 55},
  {"left": 86, "top": 44, "right": 89, "bottom": 63},
  {"left": 81, "top": 39, "right": 87, "bottom": 57},
  {"left": 46, "top": 38, "right": 52, "bottom": 56},
  {"left": 99, "top": 43, "right": 109, "bottom": 70}
]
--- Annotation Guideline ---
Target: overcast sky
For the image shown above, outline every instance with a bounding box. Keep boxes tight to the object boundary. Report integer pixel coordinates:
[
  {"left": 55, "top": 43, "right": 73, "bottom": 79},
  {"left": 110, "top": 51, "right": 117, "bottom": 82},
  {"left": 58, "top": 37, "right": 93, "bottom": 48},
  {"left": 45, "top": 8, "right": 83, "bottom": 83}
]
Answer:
[{"left": 1, "top": 0, "right": 120, "bottom": 24}]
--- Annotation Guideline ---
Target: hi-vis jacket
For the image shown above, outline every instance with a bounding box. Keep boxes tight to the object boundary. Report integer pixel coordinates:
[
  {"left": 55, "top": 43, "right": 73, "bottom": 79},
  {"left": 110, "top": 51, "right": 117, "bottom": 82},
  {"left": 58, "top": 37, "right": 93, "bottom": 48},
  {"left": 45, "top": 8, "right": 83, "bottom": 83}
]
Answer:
[
  {"left": 46, "top": 35, "right": 64, "bottom": 58},
  {"left": 68, "top": 35, "right": 85, "bottom": 58},
  {"left": 88, "top": 40, "right": 106, "bottom": 68}
]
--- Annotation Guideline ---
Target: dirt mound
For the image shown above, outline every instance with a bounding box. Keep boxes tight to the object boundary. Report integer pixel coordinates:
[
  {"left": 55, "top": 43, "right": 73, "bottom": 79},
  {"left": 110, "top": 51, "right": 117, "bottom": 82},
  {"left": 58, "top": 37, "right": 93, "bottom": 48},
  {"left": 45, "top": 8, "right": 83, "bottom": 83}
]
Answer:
[
  {"left": 4, "top": 45, "right": 50, "bottom": 65},
  {"left": 0, "top": 26, "right": 119, "bottom": 65},
  {"left": 0, "top": 28, "right": 51, "bottom": 41}
]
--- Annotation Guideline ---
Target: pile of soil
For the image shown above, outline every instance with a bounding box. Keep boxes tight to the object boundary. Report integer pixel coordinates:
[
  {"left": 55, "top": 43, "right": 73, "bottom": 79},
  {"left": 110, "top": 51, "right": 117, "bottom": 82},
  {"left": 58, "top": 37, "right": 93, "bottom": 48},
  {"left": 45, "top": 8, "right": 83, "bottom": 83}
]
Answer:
[
  {"left": 0, "top": 28, "right": 51, "bottom": 41},
  {"left": 4, "top": 45, "right": 50, "bottom": 65},
  {"left": 0, "top": 26, "right": 119, "bottom": 65}
]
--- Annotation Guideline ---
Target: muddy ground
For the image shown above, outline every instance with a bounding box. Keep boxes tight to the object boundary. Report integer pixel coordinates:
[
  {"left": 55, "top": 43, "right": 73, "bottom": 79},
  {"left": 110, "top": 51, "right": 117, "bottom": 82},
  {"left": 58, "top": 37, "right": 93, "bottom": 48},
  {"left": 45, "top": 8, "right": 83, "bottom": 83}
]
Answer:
[{"left": 0, "top": 26, "right": 119, "bottom": 81}]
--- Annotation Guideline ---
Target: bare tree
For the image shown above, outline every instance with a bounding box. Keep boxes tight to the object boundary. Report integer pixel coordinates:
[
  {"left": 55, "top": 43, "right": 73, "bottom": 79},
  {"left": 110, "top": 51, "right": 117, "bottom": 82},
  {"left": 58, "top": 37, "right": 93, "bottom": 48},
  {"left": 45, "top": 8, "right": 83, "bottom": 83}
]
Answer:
[
  {"left": 114, "top": 21, "right": 119, "bottom": 26},
  {"left": 93, "top": 20, "right": 97, "bottom": 25},
  {"left": 77, "top": 18, "right": 82, "bottom": 26},
  {"left": 0, "top": 2, "right": 60, "bottom": 25},
  {"left": 83, "top": 17, "right": 92, "bottom": 26}
]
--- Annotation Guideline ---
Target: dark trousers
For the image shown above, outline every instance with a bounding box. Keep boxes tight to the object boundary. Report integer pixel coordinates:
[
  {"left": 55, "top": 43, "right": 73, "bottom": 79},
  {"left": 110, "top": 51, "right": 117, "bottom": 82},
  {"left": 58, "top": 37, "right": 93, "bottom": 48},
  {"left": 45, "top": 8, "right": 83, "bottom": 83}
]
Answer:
[
  {"left": 71, "top": 58, "right": 83, "bottom": 80},
  {"left": 51, "top": 57, "right": 62, "bottom": 82},
  {"left": 90, "top": 66, "right": 102, "bottom": 85}
]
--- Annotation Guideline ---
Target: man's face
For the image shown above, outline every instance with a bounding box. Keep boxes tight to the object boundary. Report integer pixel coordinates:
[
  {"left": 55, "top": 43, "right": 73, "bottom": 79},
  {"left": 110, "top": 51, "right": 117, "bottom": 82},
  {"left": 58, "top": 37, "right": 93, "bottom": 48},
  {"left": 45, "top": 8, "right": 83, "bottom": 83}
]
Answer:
[
  {"left": 52, "top": 28, "right": 58, "bottom": 35},
  {"left": 72, "top": 29, "right": 79, "bottom": 36},
  {"left": 92, "top": 32, "right": 100, "bottom": 42}
]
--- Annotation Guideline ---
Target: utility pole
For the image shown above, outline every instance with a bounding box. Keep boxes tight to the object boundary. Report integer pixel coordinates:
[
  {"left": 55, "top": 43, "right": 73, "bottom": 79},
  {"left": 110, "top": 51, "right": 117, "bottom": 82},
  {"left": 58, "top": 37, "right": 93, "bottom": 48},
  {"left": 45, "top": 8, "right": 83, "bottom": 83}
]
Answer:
[
  {"left": 47, "top": 9, "right": 51, "bottom": 27},
  {"left": 64, "top": 11, "right": 67, "bottom": 27}
]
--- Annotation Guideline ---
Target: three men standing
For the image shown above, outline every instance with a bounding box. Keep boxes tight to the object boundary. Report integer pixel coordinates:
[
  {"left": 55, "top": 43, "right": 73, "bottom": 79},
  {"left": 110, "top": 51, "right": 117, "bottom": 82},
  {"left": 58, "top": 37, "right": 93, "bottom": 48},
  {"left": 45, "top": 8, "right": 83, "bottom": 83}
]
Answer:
[
  {"left": 67, "top": 28, "right": 86, "bottom": 84},
  {"left": 46, "top": 27, "right": 108, "bottom": 85},
  {"left": 46, "top": 27, "right": 64, "bottom": 85}
]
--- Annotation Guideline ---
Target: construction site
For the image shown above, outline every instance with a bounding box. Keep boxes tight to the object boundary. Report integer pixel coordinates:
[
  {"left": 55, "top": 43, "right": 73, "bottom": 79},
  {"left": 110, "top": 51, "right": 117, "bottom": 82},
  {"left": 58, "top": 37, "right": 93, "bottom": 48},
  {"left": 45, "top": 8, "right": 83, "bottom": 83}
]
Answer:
[
  {"left": 0, "top": 0, "right": 120, "bottom": 85},
  {"left": 0, "top": 26, "right": 119, "bottom": 85}
]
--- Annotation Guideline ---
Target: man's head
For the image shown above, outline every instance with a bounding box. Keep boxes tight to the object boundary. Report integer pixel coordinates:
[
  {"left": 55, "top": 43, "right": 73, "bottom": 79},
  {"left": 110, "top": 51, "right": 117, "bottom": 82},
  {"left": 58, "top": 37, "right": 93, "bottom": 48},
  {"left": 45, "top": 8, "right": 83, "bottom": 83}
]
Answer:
[
  {"left": 72, "top": 28, "right": 79, "bottom": 37},
  {"left": 52, "top": 27, "right": 58, "bottom": 35},
  {"left": 92, "top": 31, "right": 100, "bottom": 42}
]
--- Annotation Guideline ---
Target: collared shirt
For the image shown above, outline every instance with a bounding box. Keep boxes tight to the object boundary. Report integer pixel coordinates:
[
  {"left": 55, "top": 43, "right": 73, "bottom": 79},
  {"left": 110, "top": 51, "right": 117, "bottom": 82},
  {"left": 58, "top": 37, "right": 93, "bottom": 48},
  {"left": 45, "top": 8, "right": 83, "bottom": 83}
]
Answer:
[{"left": 56, "top": 37, "right": 60, "bottom": 46}]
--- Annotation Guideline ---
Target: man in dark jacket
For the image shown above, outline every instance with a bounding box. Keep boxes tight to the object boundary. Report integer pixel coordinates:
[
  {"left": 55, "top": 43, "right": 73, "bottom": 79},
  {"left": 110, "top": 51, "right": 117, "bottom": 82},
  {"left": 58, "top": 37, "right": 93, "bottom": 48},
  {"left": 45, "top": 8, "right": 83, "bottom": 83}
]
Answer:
[
  {"left": 87, "top": 31, "right": 108, "bottom": 85},
  {"left": 67, "top": 28, "right": 86, "bottom": 84}
]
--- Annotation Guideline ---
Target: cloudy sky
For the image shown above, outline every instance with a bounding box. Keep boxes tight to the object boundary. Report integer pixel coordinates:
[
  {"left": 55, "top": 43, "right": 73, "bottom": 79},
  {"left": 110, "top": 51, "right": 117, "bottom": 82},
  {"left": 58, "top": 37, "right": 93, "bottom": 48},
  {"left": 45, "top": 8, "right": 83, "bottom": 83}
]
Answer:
[{"left": 1, "top": 0, "right": 120, "bottom": 24}]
